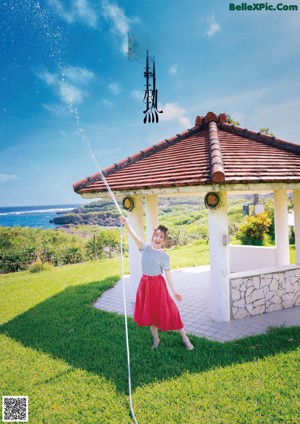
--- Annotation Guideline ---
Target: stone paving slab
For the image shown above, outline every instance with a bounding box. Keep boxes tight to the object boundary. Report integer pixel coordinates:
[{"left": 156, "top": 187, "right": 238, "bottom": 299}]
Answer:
[{"left": 93, "top": 266, "right": 300, "bottom": 342}]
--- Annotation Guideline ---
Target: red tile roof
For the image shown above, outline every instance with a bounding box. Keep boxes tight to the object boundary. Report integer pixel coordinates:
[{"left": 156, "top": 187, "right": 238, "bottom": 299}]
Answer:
[{"left": 73, "top": 112, "right": 300, "bottom": 195}]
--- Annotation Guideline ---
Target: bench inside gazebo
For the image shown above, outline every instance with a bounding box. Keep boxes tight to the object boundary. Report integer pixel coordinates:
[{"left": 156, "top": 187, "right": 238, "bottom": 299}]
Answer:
[{"left": 73, "top": 111, "right": 300, "bottom": 322}]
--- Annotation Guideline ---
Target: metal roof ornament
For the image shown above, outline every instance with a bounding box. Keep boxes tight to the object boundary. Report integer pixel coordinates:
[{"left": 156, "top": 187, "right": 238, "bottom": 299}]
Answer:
[{"left": 143, "top": 50, "right": 163, "bottom": 124}]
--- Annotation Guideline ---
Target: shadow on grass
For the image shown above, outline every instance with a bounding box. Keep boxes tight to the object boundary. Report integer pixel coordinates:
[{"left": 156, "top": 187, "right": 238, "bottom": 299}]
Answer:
[{"left": 1, "top": 277, "right": 300, "bottom": 394}]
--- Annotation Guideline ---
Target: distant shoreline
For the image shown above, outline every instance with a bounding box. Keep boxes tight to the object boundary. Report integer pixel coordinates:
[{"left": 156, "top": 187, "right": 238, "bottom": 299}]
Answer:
[
  {"left": 0, "top": 204, "right": 85, "bottom": 213},
  {"left": 0, "top": 204, "right": 82, "bottom": 229}
]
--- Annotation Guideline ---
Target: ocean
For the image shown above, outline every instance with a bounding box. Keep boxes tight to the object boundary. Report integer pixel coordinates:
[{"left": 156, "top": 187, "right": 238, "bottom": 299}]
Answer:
[{"left": 0, "top": 204, "right": 81, "bottom": 229}]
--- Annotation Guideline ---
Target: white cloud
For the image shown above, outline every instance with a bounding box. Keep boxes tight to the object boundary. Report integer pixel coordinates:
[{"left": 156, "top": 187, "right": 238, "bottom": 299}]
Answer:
[
  {"left": 47, "top": 0, "right": 98, "bottom": 27},
  {"left": 62, "top": 66, "right": 95, "bottom": 85},
  {"left": 169, "top": 64, "right": 179, "bottom": 76},
  {"left": 101, "top": 0, "right": 138, "bottom": 55},
  {"left": 0, "top": 174, "right": 18, "bottom": 183},
  {"left": 40, "top": 70, "right": 57, "bottom": 85},
  {"left": 35, "top": 65, "right": 95, "bottom": 105},
  {"left": 130, "top": 90, "right": 143, "bottom": 101},
  {"left": 58, "top": 81, "right": 84, "bottom": 104},
  {"left": 160, "top": 102, "right": 192, "bottom": 128},
  {"left": 179, "top": 116, "right": 192, "bottom": 128},
  {"left": 47, "top": 0, "right": 73, "bottom": 23},
  {"left": 206, "top": 19, "right": 220, "bottom": 38},
  {"left": 108, "top": 82, "right": 121, "bottom": 94},
  {"left": 76, "top": 0, "right": 97, "bottom": 26},
  {"left": 42, "top": 103, "right": 68, "bottom": 116},
  {"left": 102, "top": 99, "right": 114, "bottom": 108},
  {"left": 196, "top": 15, "right": 221, "bottom": 38}
]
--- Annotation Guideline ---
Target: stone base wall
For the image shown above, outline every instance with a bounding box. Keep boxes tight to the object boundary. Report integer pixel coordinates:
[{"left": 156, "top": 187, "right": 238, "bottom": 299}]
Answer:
[{"left": 230, "top": 266, "right": 300, "bottom": 319}]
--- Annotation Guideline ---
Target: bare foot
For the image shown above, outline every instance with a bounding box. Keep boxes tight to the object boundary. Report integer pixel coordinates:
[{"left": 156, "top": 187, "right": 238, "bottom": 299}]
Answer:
[
  {"left": 182, "top": 337, "right": 194, "bottom": 350},
  {"left": 152, "top": 338, "right": 160, "bottom": 349}
]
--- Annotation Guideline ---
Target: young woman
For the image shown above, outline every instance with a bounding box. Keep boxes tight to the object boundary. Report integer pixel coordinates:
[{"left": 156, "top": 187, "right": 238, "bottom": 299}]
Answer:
[{"left": 120, "top": 216, "right": 194, "bottom": 350}]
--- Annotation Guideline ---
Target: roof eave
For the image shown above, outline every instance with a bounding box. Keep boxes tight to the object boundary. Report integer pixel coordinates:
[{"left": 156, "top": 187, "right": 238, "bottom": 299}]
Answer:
[
  {"left": 73, "top": 125, "right": 202, "bottom": 193},
  {"left": 77, "top": 180, "right": 300, "bottom": 200},
  {"left": 219, "top": 122, "right": 300, "bottom": 155}
]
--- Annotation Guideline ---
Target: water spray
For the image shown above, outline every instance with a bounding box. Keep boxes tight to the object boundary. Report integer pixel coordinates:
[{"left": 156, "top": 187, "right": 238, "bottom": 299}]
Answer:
[{"left": 71, "top": 106, "right": 138, "bottom": 424}]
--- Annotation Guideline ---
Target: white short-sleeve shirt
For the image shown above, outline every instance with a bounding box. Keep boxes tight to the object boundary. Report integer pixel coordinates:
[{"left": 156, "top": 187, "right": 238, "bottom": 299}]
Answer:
[{"left": 140, "top": 244, "right": 170, "bottom": 276}]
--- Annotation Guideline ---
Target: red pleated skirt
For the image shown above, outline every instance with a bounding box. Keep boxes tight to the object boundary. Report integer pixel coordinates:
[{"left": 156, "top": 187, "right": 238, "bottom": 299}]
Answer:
[{"left": 133, "top": 274, "right": 184, "bottom": 332}]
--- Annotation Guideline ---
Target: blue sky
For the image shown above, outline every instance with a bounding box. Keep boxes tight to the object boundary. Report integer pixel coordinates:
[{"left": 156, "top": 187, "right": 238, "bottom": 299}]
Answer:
[{"left": 1, "top": 0, "right": 300, "bottom": 206}]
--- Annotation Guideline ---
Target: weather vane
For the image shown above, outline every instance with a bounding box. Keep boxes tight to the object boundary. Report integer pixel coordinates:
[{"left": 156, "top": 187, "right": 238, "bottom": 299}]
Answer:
[{"left": 143, "top": 50, "right": 163, "bottom": 123}]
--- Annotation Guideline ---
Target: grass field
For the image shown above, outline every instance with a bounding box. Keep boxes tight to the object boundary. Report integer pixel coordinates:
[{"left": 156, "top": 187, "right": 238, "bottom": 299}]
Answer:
[{"left": 1, "top": 250, "right": 299, "bottom": 423}]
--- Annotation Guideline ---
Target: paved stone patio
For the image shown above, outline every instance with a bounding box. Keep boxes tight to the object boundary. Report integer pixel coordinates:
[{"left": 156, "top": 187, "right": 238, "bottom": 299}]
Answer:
[{"left": 94, "top": 266, "right": 300, "bottom": 342}]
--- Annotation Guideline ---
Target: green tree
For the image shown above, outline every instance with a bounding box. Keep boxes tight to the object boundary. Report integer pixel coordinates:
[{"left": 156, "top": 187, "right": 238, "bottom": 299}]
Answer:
[
  {"left": 86, "top": 229, "right": 120, "bottom": 259},
  {"left": 260, "top": 127, "right": 275, "bottom": 137},
  {"left": 263, "top": 200, "right": 275, "bottom": 242},
  {"left": 226, "top": 114, "right": 240, "bottom": 126}
]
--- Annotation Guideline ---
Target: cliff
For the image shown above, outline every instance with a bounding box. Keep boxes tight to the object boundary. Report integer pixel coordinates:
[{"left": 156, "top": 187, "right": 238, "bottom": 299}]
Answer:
[{"left": 50, "top": 201, "right": 120, "bottom": 227}]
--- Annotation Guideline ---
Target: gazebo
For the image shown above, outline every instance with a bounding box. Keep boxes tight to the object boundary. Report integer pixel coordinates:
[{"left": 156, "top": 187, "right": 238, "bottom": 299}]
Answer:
[{"left": 73, "top": 112, "right": 300, "bottom": 322}]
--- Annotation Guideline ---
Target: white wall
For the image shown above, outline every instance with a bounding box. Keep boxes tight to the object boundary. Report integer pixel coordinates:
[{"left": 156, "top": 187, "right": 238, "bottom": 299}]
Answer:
[
  {"left": 229, "top": 245, "right": 276, "bottom": 273},
  {"left": 231, "top": 265, "right": 300, "bottom": 319}
]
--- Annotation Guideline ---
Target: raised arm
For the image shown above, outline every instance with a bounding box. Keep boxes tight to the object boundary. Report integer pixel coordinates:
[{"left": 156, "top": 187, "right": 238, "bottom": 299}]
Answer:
[{"left": 119, "top": 216, "right": 144, "bottom": 250}]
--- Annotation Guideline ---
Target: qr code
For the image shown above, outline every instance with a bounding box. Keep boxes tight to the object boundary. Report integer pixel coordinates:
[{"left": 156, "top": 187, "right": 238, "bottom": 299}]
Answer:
[{"left": 2, "top": 397, "right": 28, "bottom": 422}]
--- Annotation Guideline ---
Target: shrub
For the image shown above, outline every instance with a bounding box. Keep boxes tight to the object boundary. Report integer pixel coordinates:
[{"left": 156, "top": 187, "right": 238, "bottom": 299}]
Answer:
[
  {"left": 167, "top": 227, "right": 190, "bottom": 247},
  {"left": 60, "top": 246, "right": 85, "bottom": 265},
  {"left": 28, "top": 260, "right": 53, "bottom": 273},
  {"left": 0, "top": 248, "right": 36, "bottom": 273},
  {"left": 0, "top": 227, "right": 87, "bottom": 272},
  {"left": 237, "top": 212, "right": 272, "bottom": 246},
  {"left": 186, "top": 224, "right": 209, "bottom": 242}
]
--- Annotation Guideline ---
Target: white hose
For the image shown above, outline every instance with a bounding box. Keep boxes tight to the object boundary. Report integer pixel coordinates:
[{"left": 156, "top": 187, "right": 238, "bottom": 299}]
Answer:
[{"left": 120, "top": 224, "right": 139, "bottom": 424}]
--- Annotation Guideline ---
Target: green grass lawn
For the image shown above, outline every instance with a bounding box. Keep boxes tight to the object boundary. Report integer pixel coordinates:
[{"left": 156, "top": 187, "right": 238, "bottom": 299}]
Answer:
[{"left": 1, "top": 253, "right": 299, "bottom": 423}]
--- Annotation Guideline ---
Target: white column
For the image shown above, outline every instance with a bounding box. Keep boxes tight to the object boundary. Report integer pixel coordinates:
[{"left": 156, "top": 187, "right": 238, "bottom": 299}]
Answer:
[
  {"left": 126, "top": 195, "right": 144, "bottom": 302},
  {"left": 145, "top": 195, "right": 159, "bottom": 243},
  {"left": 208, "top": 191, "right": 231, "bottom": 322},
  {"left": 293, "top": 190, "right": 300, "bottom": 265},
  {"left": 274, "top": 190, "right": 289, "bottom": 265}
]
